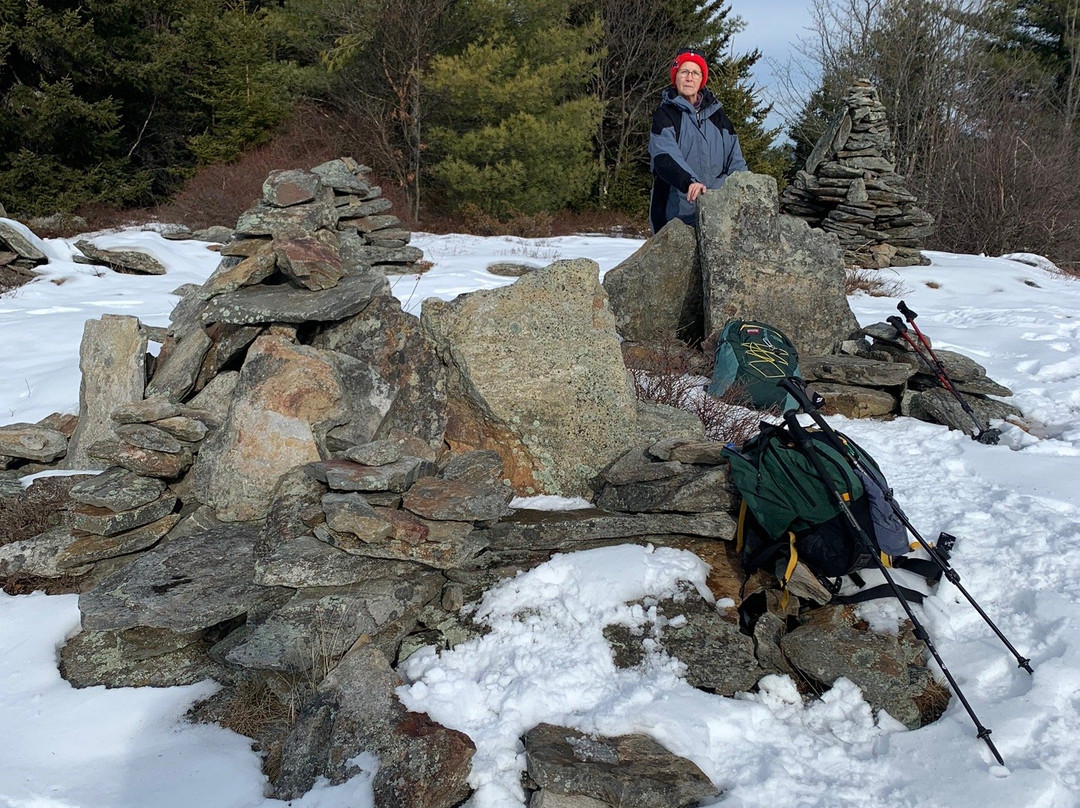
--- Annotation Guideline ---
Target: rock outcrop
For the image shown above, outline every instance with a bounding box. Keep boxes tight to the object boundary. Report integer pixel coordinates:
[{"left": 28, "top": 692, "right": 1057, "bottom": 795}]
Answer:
[
  {"left": 780, "top": 81, "right": 934, "bottom": 268},
  {"left": 697, "top": 172, "right": 861, "bottom": 355}
]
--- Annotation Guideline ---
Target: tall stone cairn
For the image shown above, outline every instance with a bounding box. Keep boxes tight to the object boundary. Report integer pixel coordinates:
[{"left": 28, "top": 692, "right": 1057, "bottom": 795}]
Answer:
[{"left": 780, "top": 81, "right": 934, "bottom": 268}]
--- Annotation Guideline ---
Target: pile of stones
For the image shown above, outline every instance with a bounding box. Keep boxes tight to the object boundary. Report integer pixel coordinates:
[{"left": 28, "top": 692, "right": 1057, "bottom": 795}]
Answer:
[
  {"left": 800, "top": 322, "right": 1022, "bottom": 431},
  {"left": 0, "top": 218, "right": 48, "bottom": 289},
  {"left": 780, "top": 81, "right": 935, "bottom": 268},
  {"left": 0, "top": 161, "right": 957, "bottom": 808}
]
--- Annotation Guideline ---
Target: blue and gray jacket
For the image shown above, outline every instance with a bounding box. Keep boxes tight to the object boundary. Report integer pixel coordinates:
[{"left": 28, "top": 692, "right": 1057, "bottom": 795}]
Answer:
[{"left": 648, "top": 86, "right": 748, "bottom": 234}]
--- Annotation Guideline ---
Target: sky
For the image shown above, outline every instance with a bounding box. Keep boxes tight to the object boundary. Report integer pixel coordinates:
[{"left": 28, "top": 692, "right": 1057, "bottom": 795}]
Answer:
[
  {"left": 731, "top": 0, "right": 817, "bottom": 134},
  {"left": 1, "top": 223, "right": 1080, "bottom": 808}
]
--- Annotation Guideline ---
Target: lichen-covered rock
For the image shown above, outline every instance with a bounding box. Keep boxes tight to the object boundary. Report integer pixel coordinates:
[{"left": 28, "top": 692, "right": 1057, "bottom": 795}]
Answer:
[
  {"left": 780, "top": 605, "right": 945, "bottom": 729},
  {"left": 603, "top": 218, "right": 703, "bottom": 344},
  {"left": 196, "top": 335, "right": 370, "bottom": 522},
  {"left": 78, "top": 524, "right": 287, "bottom": 633},
  {"left": 523, "top": 723, "right": 719, "bottom": 808},
  {"left": 423, "top": 258, "right": 638, "bottom": 497},
  {"left": 0, "top": 423, "right": 67, "bottom": 462},
  {"left": 697, "top": 173, "right": 859, "bottom": 355},
  {"left": 64, "top": 315, "right": 147, "bottom": 470},
  {"left": 275, "top": 644, "right": 475, "bottom": 808}
]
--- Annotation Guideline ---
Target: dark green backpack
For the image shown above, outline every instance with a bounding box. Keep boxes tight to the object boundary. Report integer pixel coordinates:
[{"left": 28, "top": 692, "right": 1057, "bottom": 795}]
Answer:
[
  {"left": 722, "top": 422, "right": 917, "bottom": 598},
  {"left": 707, "top": 320, "right": 801, "bottom": 410}
]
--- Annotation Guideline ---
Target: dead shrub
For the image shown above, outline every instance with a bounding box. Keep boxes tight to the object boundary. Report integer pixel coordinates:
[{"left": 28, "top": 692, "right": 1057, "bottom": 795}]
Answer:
[
  {"left": 216, "top": 677, "right": 295, "bottom": 740},
  {"left": 116, "top": 104, "right": 354, "bottom": 232},
  {"left": 845, "top": 268, "right": 908, "bottom": 297},
  {"left": 0, "top": 475, "right": 86, "bottom": 546},
  {"left": 922, "top": 89, "right": 1080, "bottom": 275},
  {"left": 456, "top": 204, "right": 555, "bottom": 238},
  {"left": 626, "top": 338, "right": 769, "bottom": 446},
  {"left": 2, "top": 573, "right": 86, "bottom": 596}
]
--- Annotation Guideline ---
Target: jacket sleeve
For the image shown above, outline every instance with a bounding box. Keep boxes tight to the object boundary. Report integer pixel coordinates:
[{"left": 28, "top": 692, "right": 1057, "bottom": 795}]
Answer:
[
  {"left": 649, "top": 105, "right": 696, "bottom": 192},
  {"left": 706, "top": 109, "right": 748, "bottom": 188}
]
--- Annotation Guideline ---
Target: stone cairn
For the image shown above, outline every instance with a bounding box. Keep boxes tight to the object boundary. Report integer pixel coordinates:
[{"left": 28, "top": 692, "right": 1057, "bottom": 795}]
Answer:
[
  {"left": 0, "top": 161, "right": 954, "bottom": 808},
  {"left": 796, "top": 324, "right": 1022, "bottom": 429},
  {"left": 780, "top": 81, "right": 935, "bottom": 268}
]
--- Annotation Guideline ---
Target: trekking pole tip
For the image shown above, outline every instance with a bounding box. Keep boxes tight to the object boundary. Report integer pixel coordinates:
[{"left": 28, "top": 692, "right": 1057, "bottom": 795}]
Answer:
[
  {"left": 1019, "top": 657, "right": 1034, "bottom": 674},
  {"left": 977, "top": 726, "right": 1005, "bottom": 766}
]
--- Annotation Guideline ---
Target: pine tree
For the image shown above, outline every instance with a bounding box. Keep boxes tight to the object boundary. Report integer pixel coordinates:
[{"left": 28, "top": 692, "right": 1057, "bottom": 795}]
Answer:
[
  {"left": 0, "top": 0, "right": 318, "bottom": 215},
  {"left": 423, "top": 0, "right": 604, "bottom": 215}
]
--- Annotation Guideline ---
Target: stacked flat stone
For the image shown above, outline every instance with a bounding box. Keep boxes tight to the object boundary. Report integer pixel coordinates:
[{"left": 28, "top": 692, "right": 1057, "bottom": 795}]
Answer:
[
  {"left": 780, "top": 81, "right": 934, "bottom": 268},
  {"left": 230, "top": 156, "right": 420, "bottom": 272},
  {"left": 796, "top": 325, "right": 1022, "bottom": 433}
]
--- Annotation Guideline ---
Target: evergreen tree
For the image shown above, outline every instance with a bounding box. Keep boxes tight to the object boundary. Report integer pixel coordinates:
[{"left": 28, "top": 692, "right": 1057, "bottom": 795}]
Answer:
[
  {"left": 587, "top": 0, "right": 785, "bottom": 215},
  {"left": 423, "top": 0, "right": 604, "bottom": 215},
  {"left": 0, "top": 0, "right": 319, "bottom": 216}
]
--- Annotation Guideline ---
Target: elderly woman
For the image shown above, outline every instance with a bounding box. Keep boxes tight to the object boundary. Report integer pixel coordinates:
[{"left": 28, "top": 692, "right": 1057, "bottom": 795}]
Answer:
[{"left": 648, "top": 48, "right": 748, "bottom": 233}]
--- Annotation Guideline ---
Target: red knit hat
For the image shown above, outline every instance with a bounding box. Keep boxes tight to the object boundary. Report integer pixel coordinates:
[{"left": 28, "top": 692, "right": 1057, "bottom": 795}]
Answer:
[{"left": 670, "top": 49, "right": 708, "bottom": 87}]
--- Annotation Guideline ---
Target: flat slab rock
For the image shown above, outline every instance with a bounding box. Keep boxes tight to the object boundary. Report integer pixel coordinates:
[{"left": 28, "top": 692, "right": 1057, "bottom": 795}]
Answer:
[
  {"left": 482, "top": 509, "right": 736, "bottom": 552},
  {"left": 201, "top": 270, "right": 389, "bottom": 325},
  {"left": 74, "top": 240, "right": 167, "bottom": 275},
  {"left": 79, "top": 524, "right": 288, "bottom": 633},
  {"left": 68, "top": 466, "right": 167, "bottom": 512},
  {"left": 523, "top": 723, "right": 719, "bottom": 808}
]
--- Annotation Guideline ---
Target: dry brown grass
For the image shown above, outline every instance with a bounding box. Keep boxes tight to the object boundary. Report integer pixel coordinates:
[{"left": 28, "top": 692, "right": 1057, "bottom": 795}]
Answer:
[
  {"left": 2, "top": 573, "right": 86, "bottom": 596},
  {"left": 216, "top": 677, "right": 295, "bottom": 740},
  {"left": 0, "top": 475, "right": 85, "bottom": 547},
  {"left": 845, "top": 268, "right": 908, "bottom": 298}
]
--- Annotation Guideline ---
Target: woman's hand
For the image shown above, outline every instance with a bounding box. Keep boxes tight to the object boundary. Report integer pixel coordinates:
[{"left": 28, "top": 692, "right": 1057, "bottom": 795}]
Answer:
[{"left": 687, "top": 182, "right": 707, "bottom": 202}]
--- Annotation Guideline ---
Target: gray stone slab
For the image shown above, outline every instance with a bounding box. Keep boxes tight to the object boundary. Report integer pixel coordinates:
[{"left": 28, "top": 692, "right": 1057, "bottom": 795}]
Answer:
[
  {"left": 79, "top": 524, "right": 287, "bottom": 633},
  {"left": 201, "top": 271, "right": 389, "bottom": 325},
  {"left": 69, "top": 493, "right": 177, "bottom": 536},
  {"left": 68, "top": 466, "right": 167, "bottom": 511}
]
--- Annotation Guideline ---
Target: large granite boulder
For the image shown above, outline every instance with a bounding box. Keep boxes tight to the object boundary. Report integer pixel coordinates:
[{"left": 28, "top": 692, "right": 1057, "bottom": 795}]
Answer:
[
  {"left": 313, "top": 294, "right": 447, "bottom": 456},
  {"left": 602, "top": 218, "right": 703, "bottom": 344},
  {"left": 696, "top": 173, "right": 860, "bottom": 356},
  {"left": 422, "top": 258, "right": 638, "bottom": 498}
]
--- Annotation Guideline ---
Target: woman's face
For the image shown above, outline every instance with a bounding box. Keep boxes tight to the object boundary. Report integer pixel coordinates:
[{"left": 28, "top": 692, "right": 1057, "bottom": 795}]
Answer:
[{"left": 675, "top": 64, "right": 704, "bottom": 102}]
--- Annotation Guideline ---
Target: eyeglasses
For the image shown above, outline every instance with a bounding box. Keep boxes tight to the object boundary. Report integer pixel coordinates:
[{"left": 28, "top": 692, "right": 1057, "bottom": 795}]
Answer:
[{"left": 677, "top": 69, "right": 702, "bottom": 79}]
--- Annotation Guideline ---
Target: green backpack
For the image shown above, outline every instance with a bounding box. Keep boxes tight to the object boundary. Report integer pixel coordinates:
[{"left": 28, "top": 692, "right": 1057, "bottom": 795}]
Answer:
[
  {"left": 707, "top": 320, "right": 801, "bottom": 410},
  {"left": 722, "top": 421, "right": 925, "bottom": 601}
]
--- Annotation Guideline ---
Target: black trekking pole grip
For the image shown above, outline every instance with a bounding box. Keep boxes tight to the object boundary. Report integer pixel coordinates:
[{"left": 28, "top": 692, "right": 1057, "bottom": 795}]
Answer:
[
  {"left": 898, "top": 300, "right": 918, "bottom": 321},
  {"left": 886, "top": 315, "right": 908, "bottom": 334},
  {"left": 780, "top": 409, "right": 1006, "bottom": 766}
]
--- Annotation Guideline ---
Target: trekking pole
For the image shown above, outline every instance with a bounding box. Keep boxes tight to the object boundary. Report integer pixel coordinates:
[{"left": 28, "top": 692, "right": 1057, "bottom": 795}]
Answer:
[
  {"left": 778, "top": 376, "right": 1034, "bottom": 675},
  {"left": 889, "top": 303, "right": 1001, "bottom": 445},
  {"left": 780, "top": 408, "right": 1006, "bottom": 765}
]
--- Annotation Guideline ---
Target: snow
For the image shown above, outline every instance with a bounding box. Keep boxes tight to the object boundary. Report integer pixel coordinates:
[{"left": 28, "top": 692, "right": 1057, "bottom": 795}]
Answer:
[{"left": 2, "top": 222, "right": 1079, "bottom": 807}]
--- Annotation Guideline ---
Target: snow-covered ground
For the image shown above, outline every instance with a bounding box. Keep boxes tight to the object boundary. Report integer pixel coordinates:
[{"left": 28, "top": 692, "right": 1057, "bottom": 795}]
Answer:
[{"left": 1, "top": 222, "right": 1078, "bottom": 808}]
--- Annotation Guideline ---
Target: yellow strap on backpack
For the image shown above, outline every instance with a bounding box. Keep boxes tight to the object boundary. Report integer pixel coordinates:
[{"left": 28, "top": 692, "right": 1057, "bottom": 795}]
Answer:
[{"left": 779, "top": 532, "right": 798, "bottom": 609}]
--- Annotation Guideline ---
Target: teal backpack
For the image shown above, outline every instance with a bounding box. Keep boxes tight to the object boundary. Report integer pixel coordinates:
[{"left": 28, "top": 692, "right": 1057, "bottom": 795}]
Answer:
[{"left": 707, "top": 320, "right": 801, "bottom": 410}]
